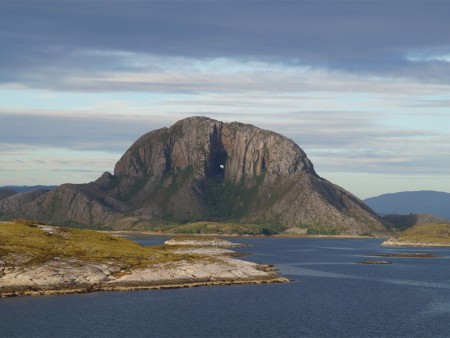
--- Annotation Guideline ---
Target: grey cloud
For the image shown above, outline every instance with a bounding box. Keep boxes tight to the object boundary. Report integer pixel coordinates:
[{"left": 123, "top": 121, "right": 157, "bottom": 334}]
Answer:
[
  {"left": 0, "top": 111, "right": 175, "bottom": 153},
  {"left": 408, "top": 98, "right": 450, "bottom": 108},
  {"left": 10, "top": 63, "right": 449, "bottom": 96},
  {"left": 2, "top": 110, "right": 449, "bottom": 176},
  {"left": 1, "top": 1, "right": 450, "bottom": 87},
  {"left": 244, "top": 111, "right": 450, "bottom": 176},
  {"left": 53, "top": 169, "right": 106, "bottom": 173}
]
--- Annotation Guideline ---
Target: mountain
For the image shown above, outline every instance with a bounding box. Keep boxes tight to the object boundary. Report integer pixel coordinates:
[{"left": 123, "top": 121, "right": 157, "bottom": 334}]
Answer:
[
  {"left": 0, "top": 117, "right": 388, "bottom": 236},
  {"left": 0, "top": 188, "right": 17, "bottom": 201},
  {"left": 1, "top": 185, "right": 57, "bottom": 193},
  {"left": 364, "top": 191, "right": 450, "bottom": 220}
]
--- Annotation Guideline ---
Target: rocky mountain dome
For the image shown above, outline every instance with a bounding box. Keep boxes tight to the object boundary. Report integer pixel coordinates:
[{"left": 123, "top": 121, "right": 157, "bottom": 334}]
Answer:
[{"left": 0, "top": 117, "right": 388, "bottom": 235}]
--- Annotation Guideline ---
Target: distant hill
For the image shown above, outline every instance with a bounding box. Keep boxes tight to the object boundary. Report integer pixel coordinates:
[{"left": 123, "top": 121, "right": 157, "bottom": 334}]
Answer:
[
  {"left": 1, "top": 185, "right": 57, "bottom": 193},
  {"left": 364, "top": 191, "right": 450, "bottom": 220}
]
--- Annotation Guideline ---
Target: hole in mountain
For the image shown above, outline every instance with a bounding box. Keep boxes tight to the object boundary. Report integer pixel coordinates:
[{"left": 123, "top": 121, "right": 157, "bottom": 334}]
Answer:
[
  {"left": 210, "top": 147, "right": 227, "bottom": 180},
  {"left": 208, "top": 125, "right": 227, "bottom": 182}
]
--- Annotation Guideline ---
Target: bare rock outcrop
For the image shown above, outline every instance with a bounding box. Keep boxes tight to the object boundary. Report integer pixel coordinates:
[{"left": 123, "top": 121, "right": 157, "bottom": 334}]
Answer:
[{"left": 0, "top": 116, "right": 388, "bottom": 235}]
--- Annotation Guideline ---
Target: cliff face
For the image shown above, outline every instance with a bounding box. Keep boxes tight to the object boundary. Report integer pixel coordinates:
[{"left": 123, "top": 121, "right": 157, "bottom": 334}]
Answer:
[{"left": 0, "top": 117, "right": 388, "bottom": 235}]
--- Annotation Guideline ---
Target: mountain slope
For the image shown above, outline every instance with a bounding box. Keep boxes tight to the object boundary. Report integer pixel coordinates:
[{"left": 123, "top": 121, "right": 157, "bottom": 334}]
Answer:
[
  {"left": 364, "top": 191, "right": 450, "bottom": 219},
  {"left": 0, "top": 188, "right": 17, "bottom": 201},
  {"left": 383, "top": 213, "right": 450, "bottom": 231},
  {"left": 0, "top": 117, "right": 388, "bottom": 235}
]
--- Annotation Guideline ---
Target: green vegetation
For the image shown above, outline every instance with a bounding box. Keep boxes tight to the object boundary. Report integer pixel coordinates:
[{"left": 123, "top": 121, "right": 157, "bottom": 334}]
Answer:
[
  {"left": 0, "top": 220, "right": 190, "bottom": 269},
  {"left": 57, "top": 220, "right": 111, "bottom": 231},
  {"left": 295, "top": 224, "right": 340, "bottom": 236},
  {"left": 122, "top": 175, "right": 149, "bottom": 202},
  {"left": 161, "top": 221, "right": 285, "bottom": 235},
  {"left": 306, "top": 226, "right": 339, "bottom": 236},
  {"left": 204, "top": 174, "right": 264, "bottom": 220},
  {"left": 394, "top": 223, "right": 450, "bottom": 244}
]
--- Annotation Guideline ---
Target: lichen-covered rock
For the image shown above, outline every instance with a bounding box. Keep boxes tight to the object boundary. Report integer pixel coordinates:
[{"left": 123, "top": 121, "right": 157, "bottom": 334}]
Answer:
[{"left": 0, "top": 116, "right": 388, "bottom": 235}]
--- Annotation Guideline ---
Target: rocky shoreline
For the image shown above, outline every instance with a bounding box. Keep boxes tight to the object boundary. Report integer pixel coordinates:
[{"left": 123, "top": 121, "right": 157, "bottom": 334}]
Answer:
[
  {"left": 381, "top": 239, "right": 450, "bottom": 247},
  {"left": 0, "top": 237, "right": 288, "bottom": 298}
]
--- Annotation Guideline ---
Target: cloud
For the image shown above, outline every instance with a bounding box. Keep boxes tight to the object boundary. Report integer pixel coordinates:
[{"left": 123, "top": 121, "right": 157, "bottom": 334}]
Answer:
[
  {"left": 2, "top": 1, "right": 450, "bottom": 86},
  {"left": 0, "top": 110, "right": 174, "bottom": 153},
  {"left": 3, "top": 52, "right": 450, "bottom": 101},
  {"left": 0, "top": 145, "right": 120, "bottom": 186},
  {"left": 1, "top": 2, "right": 450, "bottom": 195},
  {"left": 2, "top": 109, "right": 450, "bottom": 179}
]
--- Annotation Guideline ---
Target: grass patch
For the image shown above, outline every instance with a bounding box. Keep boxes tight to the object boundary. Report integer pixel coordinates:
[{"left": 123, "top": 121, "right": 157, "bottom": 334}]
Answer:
[
  {"left": 161, "top": 221, "right": 285, "bottom": 235},
  {"left": 306, "top": 227, "right": 339, "bottom": 236},
  {"left": 204, "top": 174, "right": 264, "bottom": 220},
  {"left": 295, "top": 224, "right": 340, "bottom": 236},
  {"left": 0, "top": 220, "right": 192, "bottom": 269},
  {"left": 395, "top": 223, "right": 450, "bottom": 244}
]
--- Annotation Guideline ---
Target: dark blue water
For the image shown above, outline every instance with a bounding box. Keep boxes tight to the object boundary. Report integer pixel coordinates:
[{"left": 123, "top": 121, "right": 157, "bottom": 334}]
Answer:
[{"left": 1, "top": 236, "right": 450, "bottom": 337}]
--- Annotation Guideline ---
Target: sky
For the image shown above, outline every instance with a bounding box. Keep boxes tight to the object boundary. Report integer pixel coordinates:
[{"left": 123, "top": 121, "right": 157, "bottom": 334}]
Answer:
[{"left": 1, "top": 1, "right": 450, "bottom": 199}]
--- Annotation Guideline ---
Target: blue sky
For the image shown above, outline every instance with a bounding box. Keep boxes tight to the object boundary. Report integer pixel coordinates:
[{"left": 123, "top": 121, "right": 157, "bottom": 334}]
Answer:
[{"left": 1, "top": 1, "right": 450, "bottom": 199}]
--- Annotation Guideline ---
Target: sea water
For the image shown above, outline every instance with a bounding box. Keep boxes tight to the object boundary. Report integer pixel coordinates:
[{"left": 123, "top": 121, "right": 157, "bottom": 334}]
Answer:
[{"left": 1, "top": 236, "right": 450, "bottom": 337}]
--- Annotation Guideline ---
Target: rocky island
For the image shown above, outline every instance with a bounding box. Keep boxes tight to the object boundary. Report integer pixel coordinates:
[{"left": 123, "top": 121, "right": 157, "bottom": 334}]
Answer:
[{"left": 0, "top": 220, "right": 287, "bottom": 297}]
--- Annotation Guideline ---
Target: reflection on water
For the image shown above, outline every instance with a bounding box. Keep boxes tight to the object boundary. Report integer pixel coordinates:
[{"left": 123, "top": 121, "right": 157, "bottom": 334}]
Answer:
[
  {"left": 281, "top": 265, "right": 450, "bottom": 289},
  {"left": 322, "top": 246, "right": 358, "bottom": 251},
  {"left": 422, "top": 300, "right": 450, "bottom": 316}
]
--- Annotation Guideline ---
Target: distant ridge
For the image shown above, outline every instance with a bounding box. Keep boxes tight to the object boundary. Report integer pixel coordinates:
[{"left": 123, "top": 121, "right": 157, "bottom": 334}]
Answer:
[
  {"left": 364, "top": 191, "right": 450, "bottom": 220},
  {"left": 2, "top": 185, "right": 57, "bottom": 193},
  {"left": 0, "top": 188, "right": 17, "bottom": 201}
]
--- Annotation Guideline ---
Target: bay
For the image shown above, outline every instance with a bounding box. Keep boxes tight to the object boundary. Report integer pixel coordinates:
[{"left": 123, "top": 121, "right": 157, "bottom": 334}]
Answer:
[{"left": 1, "top": 236, "right": 450, "bottom": 337}]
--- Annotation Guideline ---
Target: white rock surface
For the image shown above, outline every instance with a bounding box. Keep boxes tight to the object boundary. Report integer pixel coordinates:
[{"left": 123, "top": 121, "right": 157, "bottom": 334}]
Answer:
[{"left": 164, "top": 238, "right": 244, "bottom": 247}]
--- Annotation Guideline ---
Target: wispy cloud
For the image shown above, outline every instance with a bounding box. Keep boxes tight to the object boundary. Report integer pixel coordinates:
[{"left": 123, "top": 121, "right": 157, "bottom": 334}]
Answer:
[
  {"left": 2, "top": 1, "right": 450, "bottom": 74},
  {"left": 4, "top": 52, "right": 450, "bottom": 94},
  {"left": 2, "top": 108, "right": 449, "bottom": 180}
]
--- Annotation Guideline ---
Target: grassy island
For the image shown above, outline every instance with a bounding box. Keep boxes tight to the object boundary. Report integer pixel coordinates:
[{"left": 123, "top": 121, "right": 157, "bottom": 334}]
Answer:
[
  {"left": 382, "top": 223, "right": 450, "bottom": 247},
  {"left": 0, "top": 220, "right": 287, "bottom": 297}
]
